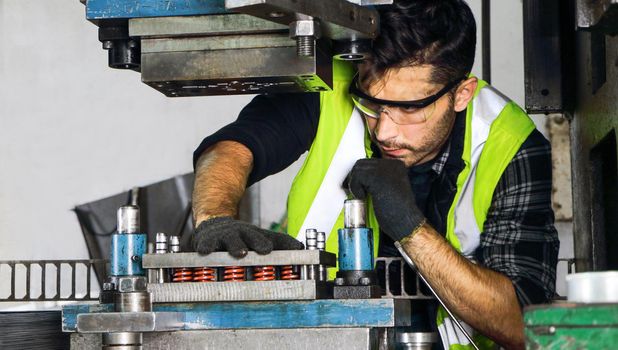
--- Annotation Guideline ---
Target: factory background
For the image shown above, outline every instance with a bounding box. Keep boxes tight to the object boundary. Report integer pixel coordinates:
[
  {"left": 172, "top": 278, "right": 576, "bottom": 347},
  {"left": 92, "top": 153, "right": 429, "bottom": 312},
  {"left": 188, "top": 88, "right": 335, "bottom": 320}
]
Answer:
[{"left": 0, "top": 0, "right": 574, "bottom": 304}]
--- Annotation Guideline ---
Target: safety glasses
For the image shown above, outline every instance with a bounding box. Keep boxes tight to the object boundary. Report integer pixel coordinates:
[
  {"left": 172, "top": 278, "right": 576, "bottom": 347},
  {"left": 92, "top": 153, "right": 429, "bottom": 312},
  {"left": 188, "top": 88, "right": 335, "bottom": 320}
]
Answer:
[{"left": 349, "top": 74, "right": 466, "bottom": 125}]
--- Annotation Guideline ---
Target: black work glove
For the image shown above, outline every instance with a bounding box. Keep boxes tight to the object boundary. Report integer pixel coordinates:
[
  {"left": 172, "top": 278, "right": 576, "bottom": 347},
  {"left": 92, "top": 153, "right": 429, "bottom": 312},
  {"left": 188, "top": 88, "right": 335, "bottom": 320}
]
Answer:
[
  {"left": 345, "top": 158, "right": 426, "bottom": 242},
  {"left": 192, "top": 216, "right": 304, "bottom": 258}
]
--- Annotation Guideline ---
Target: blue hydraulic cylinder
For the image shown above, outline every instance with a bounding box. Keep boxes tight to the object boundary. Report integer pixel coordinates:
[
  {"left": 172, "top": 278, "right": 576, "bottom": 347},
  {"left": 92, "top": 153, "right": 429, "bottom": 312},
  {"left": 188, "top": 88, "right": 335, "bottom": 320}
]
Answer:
[
  {"left": 337, "top": 227, "right": 374, "bottom": 271},
  {"left": 110, "top": 233, "right": 147, "bottom": 276},
  {"left": 110, "top": 205, "right": 147, "bottom": 276}
]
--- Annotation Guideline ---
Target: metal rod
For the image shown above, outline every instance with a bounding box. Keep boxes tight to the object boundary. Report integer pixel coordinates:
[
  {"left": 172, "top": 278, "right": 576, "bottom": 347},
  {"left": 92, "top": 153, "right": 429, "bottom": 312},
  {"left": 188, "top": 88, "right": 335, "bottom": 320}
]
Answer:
[
  {"left": 482, "top": 0, "right": 491, "bottom": 84},
  {"left": 395, "top": 242, "right": 480, "bottom": 350}
]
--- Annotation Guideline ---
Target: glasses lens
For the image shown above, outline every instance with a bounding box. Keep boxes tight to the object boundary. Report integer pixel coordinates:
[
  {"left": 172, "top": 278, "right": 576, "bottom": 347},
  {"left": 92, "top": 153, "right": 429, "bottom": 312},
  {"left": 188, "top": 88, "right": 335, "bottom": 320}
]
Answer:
[{"left": 351, "top": 95, "right": 381, "bottom": 118}]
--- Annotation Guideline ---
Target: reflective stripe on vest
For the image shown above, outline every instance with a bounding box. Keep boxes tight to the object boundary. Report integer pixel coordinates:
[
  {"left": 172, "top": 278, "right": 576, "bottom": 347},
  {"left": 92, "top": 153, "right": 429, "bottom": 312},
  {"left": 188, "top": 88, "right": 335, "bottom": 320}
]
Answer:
[
  {"left": 287, "top": 61, "right": 380, "bottom": 263},
  {"left": 438, "top": 82, "right": 535, "bottom": 350}
]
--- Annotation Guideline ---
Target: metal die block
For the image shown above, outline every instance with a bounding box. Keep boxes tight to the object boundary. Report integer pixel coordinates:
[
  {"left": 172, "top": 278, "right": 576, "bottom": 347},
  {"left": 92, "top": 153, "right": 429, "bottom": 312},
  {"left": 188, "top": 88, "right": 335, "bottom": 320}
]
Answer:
[
  {"left": 333, "top": 284, "right": 382, "bottom": 299},
  {"left": 71, "top": 328, "right": 384, "bottom": 350},
  {"left": 142, "top": 250, "right": 337, "bottom": 268},
  {"left": 140, "top": 38, "right": 333, "bottom": 96},
  {"left": 76, "top": 312, "right": 183, "bottom": 333},
  {"left": 64, "top": 299, "right": 411, "bottom": 331},
  {"left": 129, "top": 14, "right": 287, "bottom": 38},
  {"left": 147, "top": 280, "right": 333, "bottom": 302},
  {"left": 225, "top": 0, "right": 380, "bottom": 40}
]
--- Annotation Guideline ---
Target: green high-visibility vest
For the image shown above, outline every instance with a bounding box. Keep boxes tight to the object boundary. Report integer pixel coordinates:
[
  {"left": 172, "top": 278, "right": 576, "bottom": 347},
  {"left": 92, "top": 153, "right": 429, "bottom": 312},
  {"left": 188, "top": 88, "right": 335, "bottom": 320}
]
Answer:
[{"left": 287, "top": 61, "right": 535, "bottom": 350}]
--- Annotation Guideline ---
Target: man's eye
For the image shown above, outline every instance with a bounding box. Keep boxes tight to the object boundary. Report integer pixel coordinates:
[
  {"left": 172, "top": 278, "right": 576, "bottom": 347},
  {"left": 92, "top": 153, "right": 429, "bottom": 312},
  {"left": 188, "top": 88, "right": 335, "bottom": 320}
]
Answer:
[{"left": 400, "top": 106, "right": 419, "bottom": 113}]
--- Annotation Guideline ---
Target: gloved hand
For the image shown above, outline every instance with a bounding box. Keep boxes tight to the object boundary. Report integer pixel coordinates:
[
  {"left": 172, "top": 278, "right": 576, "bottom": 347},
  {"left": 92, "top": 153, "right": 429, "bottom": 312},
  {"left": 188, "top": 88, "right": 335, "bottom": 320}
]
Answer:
[
  {"left": 192, "top": 216, "right": 304, "bottom": 258},
  {"left": 345, "top": 158, "right": 425, "bottom": 242}
]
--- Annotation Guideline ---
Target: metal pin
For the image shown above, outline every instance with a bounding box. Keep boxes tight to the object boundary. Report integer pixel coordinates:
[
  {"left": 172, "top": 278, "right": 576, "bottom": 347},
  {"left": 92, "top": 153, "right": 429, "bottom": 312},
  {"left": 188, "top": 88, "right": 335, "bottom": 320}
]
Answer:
[
  {"left": 155, "top": 233, "right": 168, "bottom": 283},
  {"left": 168, "top": 236, "right": 180, "bottom": 253},
  {"left": 317, "top": 232, "right": 327, "bottom": 281},
  {"left": 344, "top": 199, "right": 366, "bottom": 228},
  {"left": 117, "top": 205, "right": 140, "bottom": 234}
]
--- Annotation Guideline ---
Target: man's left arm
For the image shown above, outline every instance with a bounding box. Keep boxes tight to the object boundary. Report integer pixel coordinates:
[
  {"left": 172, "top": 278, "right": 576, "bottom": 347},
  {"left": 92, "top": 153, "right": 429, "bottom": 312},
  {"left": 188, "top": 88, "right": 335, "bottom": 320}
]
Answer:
[
  {"left": 347, "top": 132, "right": 559, "bottom": 350},
  {"left": 404, "top": 134, "right": 559, "bottom": 349}
]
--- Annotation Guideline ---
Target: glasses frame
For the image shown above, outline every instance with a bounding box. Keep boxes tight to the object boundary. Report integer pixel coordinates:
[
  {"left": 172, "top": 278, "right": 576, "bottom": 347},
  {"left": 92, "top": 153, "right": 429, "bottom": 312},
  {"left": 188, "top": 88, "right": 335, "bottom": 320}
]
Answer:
[{"left": 348, "top": 74, "right": 467, "bottom": 110}]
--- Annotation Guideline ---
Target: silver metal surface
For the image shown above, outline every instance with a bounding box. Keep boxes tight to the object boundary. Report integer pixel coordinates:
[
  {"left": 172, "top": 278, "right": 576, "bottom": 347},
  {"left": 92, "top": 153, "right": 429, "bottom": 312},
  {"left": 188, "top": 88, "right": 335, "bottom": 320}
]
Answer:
[
  {"left": 397, "top": 332, "right": 438, "bottom": 350},
  {"left": 577, "top": 0, "right": 618, "bottom": 34},
  {"left": 155, "top": 233, "right": 168, "bottom": 283},
  {"left": 394, "top": 241, "right": 479, "bottom": 350},
  {"left": 226, "top": 0, "right": 380, "bottom": 40},
  {"left": 140, "top": 39, "right": 332, "bottom": 96},
  {"left": 305, "top": 229, "right": 318, "bottom": 250},
  {"left": 344, "top": 199, "right": 366, "bottom": 228},
  {"left": 71, "top": 328, "right": 383, "bottom": 350},
  {"left": 168, "top": 236, "right": 180, "bottom": 253},
  {"left": 0, "top": 259, "right": 106, "bottom": 302},
  {"left": 76, "top": 312, "right": 183, "bottom": 333},
  {"left": 147, "top": 280, "right": 331, "bottom": 302},
  {"left": 317, "top": 232, "right": 328, "bottom": 281},
  {"left": 117, "top": 206, "right": 140, "bottom": 234},
  {"left": 115, "top": 291, "right": 151, "bottom": 312},
  {"left": 142, "top": 250, "right": 336, "bottom": 268},
  {"left": 103, "top": 332, "right": 143, "bottom": 347},
  {"left": 129, "top": 14, "right": 287, "bottom": 38},
  {"left": 115, "top": 276, "right": 148, "bottom": 293}
]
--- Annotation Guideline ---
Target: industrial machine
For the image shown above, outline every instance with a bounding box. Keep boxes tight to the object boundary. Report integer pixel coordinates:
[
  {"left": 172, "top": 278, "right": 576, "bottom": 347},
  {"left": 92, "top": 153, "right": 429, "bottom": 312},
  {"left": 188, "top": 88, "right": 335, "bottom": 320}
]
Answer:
[
  {"left": 80, "top": 0, "right": 393, "bottom": 97},
  {"left": 61, "top": 200, "right": 443, "bottom": 349}
]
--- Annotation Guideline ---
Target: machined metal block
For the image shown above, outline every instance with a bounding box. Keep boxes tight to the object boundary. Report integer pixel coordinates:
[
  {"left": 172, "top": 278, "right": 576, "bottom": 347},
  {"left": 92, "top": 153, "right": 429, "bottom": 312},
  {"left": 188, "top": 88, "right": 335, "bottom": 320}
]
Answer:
[
  {"left": 76, "top": 312, "right": 183, "bottom": 333},
  {"left": 140, "top": 38, "right": 332, "bottom": 96},
  {"left": 226, "top": 0, "right": 380, "bottom": 40},
  {"left": 142, "top": 250, "right": 337, "bottom": 268},
  {"left": 63, "top": 299, "right": 411, "bottom": 331},
  {"left": 129, "top": 14, "right": 287, "bottom": 38},
  {"left": 147, "top": 280, "right": 333, "bottom": 302},
  {"left": 71, "top": 328, "right": 384, "bottom": 350}
]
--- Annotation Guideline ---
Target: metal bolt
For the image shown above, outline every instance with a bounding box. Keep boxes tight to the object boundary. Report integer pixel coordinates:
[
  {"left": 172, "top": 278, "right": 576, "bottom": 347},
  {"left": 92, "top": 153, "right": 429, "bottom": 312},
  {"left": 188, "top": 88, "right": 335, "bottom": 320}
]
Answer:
[
  {"left": 335, "top": 277, "right": 345, "bottom": 286},
  {"left": 359, "top": 277, "right": 371, "bottom": 285},
  {"left": 289, "top": 20, "right": 320, "bottom": 57}
]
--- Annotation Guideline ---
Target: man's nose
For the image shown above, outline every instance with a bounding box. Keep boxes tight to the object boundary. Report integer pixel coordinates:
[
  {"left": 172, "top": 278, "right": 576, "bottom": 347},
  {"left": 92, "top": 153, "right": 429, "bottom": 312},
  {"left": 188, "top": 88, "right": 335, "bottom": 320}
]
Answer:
[{"left": 374, "top": 111, "right": 399, "bottom": 143}]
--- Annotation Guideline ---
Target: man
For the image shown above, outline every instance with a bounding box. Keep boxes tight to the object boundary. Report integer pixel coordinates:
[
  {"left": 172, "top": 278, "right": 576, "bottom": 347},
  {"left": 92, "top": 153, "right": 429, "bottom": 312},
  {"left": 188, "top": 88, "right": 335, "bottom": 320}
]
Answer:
[{"left": 191, "top": 1, "right": 559, "bottom": 349}]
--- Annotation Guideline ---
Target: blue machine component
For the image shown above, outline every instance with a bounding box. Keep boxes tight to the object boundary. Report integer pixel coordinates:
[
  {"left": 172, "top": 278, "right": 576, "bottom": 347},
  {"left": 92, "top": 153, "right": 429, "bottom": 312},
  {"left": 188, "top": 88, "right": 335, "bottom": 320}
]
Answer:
[
  {"left": 86, "top": 0, "right": 229, "bottom": 21},
  {"left": 62, "top": 299, "right": 411, "bottom": 331},
  {"left": 338, "top": 227, "right": 374, "bottom": 271},
  {"left": 110, "top": 233, "right": 147, "bottom": 276}
]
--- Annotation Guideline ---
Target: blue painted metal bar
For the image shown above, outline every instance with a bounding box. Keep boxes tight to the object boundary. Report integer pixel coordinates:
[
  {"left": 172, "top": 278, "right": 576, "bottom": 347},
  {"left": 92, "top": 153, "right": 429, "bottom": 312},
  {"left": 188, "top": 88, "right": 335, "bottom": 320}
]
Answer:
[
  {"left": 86, "top": 0, "right": 229, "bottom": 20},
  {"left": 62, "top": 299, "right": 410, "bottom": 331}
]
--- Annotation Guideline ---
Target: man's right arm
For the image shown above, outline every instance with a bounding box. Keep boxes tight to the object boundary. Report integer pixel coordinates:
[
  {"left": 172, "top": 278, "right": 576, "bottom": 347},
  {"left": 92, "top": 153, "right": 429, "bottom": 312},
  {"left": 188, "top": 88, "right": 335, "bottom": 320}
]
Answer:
[{"left": 192, "top": 140, "right": 253, "bottom": 226}]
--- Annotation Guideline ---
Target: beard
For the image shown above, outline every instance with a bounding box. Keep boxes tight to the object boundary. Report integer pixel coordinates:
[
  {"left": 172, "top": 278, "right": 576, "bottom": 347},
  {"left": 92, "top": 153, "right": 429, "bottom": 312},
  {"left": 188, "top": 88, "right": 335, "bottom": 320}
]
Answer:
[{"left": 373, "top": 101, "right": 457, "bottom": 167}]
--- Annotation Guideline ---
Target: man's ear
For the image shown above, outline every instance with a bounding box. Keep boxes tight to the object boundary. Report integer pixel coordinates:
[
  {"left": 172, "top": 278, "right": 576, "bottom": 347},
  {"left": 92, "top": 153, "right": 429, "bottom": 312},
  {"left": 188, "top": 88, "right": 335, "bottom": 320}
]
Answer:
[{"left": 453, "top": 77, "right": 478, "bottom": 112}]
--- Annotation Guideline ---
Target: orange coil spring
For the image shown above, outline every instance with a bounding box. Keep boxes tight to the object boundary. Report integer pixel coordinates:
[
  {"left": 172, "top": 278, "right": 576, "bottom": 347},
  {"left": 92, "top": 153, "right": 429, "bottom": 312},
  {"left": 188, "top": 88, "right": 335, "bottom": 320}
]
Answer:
[
  {"left": 193, "top": 267, "right": 217, "bottom": 282},
  {"left": 223, "top": 266, "right": 246, "bottom": 282},
  {"left": 172, "top": 268, "right": 193, "bottom": 282},
  {"left": 280, "top": 265, "right": 300, "bottom": 280},
  {"left": 253, "top": 266, "right": 276, "bottom": 281}
]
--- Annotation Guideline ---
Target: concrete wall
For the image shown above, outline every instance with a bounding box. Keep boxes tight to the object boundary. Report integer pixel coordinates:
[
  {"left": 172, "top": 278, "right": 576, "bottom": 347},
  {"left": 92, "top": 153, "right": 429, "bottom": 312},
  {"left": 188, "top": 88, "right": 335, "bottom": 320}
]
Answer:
[{"left": 0, "top": 0, "right": 573, "bottom": 299}]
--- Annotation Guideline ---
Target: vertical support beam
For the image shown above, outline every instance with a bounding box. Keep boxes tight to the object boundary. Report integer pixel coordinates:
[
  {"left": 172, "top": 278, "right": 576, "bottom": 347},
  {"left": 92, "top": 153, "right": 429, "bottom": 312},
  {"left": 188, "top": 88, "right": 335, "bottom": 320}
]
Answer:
[{"left": 482, "top": 0, "right": 491, "bottom": 84}]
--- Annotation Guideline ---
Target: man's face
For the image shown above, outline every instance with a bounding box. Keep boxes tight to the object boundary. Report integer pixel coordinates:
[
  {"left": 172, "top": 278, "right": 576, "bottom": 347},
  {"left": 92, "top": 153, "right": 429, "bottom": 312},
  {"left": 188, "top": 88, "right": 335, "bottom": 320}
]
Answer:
[{"left": 359, "top": 64, "right": 458, "bottom": 168}]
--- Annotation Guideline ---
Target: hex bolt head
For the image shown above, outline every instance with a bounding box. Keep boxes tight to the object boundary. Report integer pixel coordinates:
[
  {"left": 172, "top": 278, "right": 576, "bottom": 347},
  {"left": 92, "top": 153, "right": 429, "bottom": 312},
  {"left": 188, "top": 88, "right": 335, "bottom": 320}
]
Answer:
[{"left": 359, "top": 277, "right": 372, "bottom": 285}]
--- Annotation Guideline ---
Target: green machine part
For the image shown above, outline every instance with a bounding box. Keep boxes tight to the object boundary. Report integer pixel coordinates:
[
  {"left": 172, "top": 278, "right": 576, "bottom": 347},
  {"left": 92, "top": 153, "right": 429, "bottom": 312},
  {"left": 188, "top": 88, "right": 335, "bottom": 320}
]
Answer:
[{"left": 524, "top": 303, "right": 618, "bottom": 349}]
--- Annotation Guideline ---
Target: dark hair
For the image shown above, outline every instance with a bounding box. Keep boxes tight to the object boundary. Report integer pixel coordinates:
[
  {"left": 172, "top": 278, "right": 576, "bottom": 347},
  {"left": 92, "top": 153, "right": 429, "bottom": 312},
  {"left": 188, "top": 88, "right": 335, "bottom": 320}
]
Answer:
[{"left": 364, "top": 0, "right": 477, "bottom": 86}]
